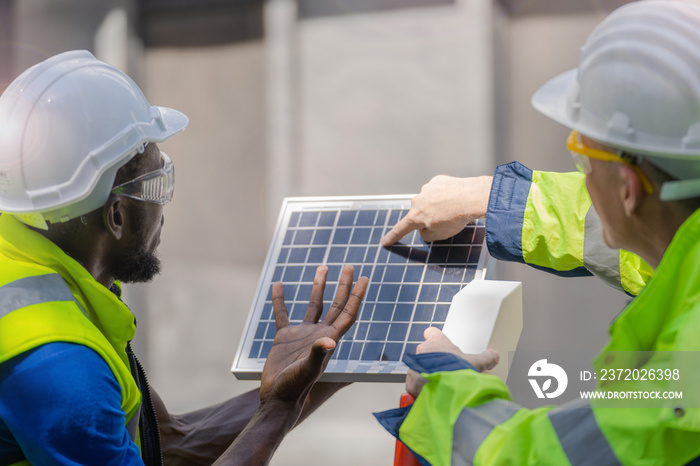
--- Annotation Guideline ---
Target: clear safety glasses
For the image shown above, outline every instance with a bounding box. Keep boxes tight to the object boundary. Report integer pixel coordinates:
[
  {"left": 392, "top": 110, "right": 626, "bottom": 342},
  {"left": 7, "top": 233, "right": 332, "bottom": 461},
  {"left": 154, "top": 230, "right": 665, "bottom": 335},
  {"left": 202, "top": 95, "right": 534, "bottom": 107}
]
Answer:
[
  {"left": 567, "top": 130, "right": 654, "bottom": 194},
  {"left": 111, "top": 151, "right": 175, "bottom": 205}
]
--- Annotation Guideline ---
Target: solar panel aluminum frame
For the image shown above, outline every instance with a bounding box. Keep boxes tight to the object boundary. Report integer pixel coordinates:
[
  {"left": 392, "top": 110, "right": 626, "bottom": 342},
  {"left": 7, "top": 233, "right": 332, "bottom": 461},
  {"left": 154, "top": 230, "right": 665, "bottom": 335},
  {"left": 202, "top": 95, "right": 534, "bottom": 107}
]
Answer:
[{"left": 231, "top": 195, "right": 493, "bottom": 383}]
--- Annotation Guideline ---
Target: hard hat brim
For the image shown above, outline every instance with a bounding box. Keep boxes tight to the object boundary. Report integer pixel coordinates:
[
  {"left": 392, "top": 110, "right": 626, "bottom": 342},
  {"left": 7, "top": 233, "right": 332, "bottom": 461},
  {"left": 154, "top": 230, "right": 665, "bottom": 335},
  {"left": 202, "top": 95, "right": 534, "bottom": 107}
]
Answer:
[
  {"left": 155, "top": 106, "right": 189, "bottom": 141},
  {"left": 531, "top": 68, "right": 577, "bottom": 130}
]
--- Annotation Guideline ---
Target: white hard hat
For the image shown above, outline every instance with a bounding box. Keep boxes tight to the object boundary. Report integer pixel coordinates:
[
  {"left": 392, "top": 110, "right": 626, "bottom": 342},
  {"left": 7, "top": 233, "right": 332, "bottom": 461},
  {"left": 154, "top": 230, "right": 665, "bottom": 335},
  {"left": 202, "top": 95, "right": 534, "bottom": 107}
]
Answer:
[
  {"left": 531, "top": 1, "right": 700, "bottom": 200},
  {"left": 0, "top": 50, "right": 188, "bottom": 228}
]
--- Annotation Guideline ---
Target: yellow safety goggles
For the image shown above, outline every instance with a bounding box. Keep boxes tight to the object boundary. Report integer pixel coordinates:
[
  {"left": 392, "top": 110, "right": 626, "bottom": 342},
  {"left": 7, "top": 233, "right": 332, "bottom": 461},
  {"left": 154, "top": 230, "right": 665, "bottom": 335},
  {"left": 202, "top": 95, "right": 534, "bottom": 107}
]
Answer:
[{"left": 567, "top": 130, "right": 654, "bottom": 194}]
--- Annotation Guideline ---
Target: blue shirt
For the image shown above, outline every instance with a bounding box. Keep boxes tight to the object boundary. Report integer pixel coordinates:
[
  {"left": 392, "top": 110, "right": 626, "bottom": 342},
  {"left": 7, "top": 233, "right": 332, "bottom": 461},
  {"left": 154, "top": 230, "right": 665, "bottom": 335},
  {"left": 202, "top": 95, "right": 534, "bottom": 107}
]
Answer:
[{"left": 0, "top": 342, "right": 143, "bottom": 465}]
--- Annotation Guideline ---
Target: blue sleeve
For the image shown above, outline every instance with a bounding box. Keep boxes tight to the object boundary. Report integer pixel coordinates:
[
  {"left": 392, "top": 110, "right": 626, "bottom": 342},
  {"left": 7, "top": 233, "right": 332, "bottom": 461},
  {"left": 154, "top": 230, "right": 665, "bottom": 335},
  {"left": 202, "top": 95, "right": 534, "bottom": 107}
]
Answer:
[
  {"left": 0, "top": 342, "right": 143, "bottom": 465},
  {"left": 485, "top": 161, "right": 532, "bottom": 263}
]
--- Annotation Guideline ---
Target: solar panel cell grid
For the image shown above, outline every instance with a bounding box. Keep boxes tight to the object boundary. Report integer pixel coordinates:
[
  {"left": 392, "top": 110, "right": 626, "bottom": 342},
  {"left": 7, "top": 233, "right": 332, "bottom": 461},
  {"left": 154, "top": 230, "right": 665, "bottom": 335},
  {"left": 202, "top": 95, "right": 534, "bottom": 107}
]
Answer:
[{"left": 244, "top": 203, "right": 486, "bottom": 365}]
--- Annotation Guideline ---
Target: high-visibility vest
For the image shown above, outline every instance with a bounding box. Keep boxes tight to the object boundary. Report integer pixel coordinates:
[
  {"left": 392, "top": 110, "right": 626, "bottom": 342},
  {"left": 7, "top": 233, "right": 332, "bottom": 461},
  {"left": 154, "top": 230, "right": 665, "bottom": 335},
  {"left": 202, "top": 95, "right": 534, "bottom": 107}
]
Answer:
[{"left": 0, "top": 215, "right": 142, "bottom": 465}]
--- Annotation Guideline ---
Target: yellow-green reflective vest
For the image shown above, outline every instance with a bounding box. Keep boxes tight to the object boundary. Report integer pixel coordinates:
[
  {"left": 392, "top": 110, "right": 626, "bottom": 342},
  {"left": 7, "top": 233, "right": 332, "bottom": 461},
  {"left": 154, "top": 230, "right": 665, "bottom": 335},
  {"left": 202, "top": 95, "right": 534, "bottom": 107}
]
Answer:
[
  {"left": 398, "top": 167, "right": 700, "bottom": 465},
  {"left": 0, "top": 215, "right": 142, "bottom": 465}
]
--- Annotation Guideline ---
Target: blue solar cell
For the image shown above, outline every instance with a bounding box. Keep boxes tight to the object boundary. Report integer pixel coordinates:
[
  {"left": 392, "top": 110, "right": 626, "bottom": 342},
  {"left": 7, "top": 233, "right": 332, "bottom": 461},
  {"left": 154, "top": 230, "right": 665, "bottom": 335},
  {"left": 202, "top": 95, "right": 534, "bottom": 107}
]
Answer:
[
  {"left": 370, "top": 228, "right": 384, "bottom": 244},
  {"left": 409, "top": 323, "right": 430, "bottom": 341},
  {"left": 433, "top": 304, "right": 450, "bottom": 322},
  {"left": 393, "top": 304, "right": 413, "bottom": 321},
  {"left": 361, "top": 342, "right": 384, "bottom": 361},
  {"left": 368, "top": 323, "right": 389, "bottom": 340},
  {"left": 283, "top": 266, "right": 303, "bottom": 282},
  {"left": 312, "top": 229, "right": 332, "bottom": 245},
  {"left": 372, "top": 303, "right": 394, "bottom": 321},
  {"left": 299, "top": 211, "right": 319, "bottom": 227},
  {"left": 308, "top": 247, "right": 326, "bottom": 263},
  {"left": 418, "top": 284, "right": 440, "bottom": 302},
  {"left": 403, "top": 265, "right": 424, "bottom": 282},
  {"left": 249, "top": 341, "right": 261, "bottom": 358},
  {"left": 289, "top": 212, "right": 300, "bottom": 227},
  {"left": 377, "top": 247, "right": 391, "bottom": 263},
  {"left": 272, "top": 266, "right": 284, "bottom": 281},
  {"left": 291, "top": 303, "right": 307, "bottom": 320},
  {"left": 468, "top": 246, "right": 482, "bottom": 264},
  {"left": 360, "top": 303, "right": 374, "bottom": 321},
  {"left": 365, "top": 284, "right": 379, "bottom": 302},
  {"left": 443, "top": 267, "right": 464, "bottom": 282},
  {"left": 328, "top": 246, "right": 347, "bottom": 263},
  {"left": 428, "top": 246, "right": 449, "bottom": 263},
  {"left": 262, "top": 303, "right": 274, "bottom": 319},
  {"left": 364, "top": 246, "right": 379, "bottom": 262},
  {"left": 296, "top": 284, "right": 313, "bottom": 302},
  {"left": 265, "top": 324, "right": 277, "bottom": 339},
  {"left": 439, "top": 284, "right": 462, "bottom": 302},
  {"left": 372, "top": 265, "right": 386, "bottom": 281},
  {"left": 277, "top": 248, "right": 290, "bottom": 264},
  {"left": 404, "top": 343, "right": 419, "bottom": 356},
  {"left": 388, "top": 209, "right": 402, "bottom": 225},
  {"left": 423, "top": 267, "right": 443, "bottom": 283},
  {"left": 356, "top": 210, "right": 376, "bottom": 226},
  {"left": 323, "top": 283, "right": 338, "bottom": 302},
  {"left": 384, "top": 265, "right": 404, "bottom": 282},
  {"left": 288, "top": 248, "right": 308, "bottom": 263},
  {"left": 399, "top": 284, "right": 419, "bottom": 302},
  {"left": 375, "top": 210, "right": 388, "bottom": 226},
  {"left": 447, "top": 246, "right": 470, "bottom": 264},
  {"left": 350, "top": 228, "right": 371, "bottom": 244},
  {"left": 346, "top": 246, "right": 366, "bottom": 263},
  {"left": 349, "top": 343, "right": 364, "bottom": 360},
  {"left": 302, "top": 266, "right": 317, "bottom": 282},
  {"left": 332, "top": 228, "right": 352, "bottom": 244},
  {"left": 413, "top": 304, "right": 434, "bottom": 321},
  {"left": 378, "top": 284, "right": 400, "bottom": 302},
  {"left": 464, "top": 267, "right": 476, "bottom": 281},
  {"left": 382, "top": 343, "right": 403, "bottom": 361},
  {"left": 388, "top": 323, "right": 409, "bottom": 341},
  {"left": 359, "top": 264, "right": 373, "bottom": 279},
  {"left": 355, "top": 322, "right": 369, "bottom": 340},
  {"left": 283, "top": 230, "right": 294, "bottom": 245},
  {"left": 337, "top": 341, "right": 352, "bottom": 359},
  {"left": 255, "top": 323, "right": 267, "bottom": 339},
  {"left": 338, "top": 210, "right": 356, "bottom": 226},
  {"left": 260, "top": 340, "right": 274, "bottom": 358},
  {"left": 318, "top": 211, "right": 337, "bottom": 226},
  {"left": 388, "top": 249, "right": 408, "bottom": 264}
]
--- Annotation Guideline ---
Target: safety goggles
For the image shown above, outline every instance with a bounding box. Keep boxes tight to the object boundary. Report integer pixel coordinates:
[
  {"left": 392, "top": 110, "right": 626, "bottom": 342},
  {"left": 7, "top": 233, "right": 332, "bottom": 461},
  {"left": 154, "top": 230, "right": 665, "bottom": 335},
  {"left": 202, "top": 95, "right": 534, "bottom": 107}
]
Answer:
[
  {"left": 111, "top": 151, "right": 175, "bottom": 205},
  {"left": 567, "top": 130, "right": 654, "bottom": 194}
]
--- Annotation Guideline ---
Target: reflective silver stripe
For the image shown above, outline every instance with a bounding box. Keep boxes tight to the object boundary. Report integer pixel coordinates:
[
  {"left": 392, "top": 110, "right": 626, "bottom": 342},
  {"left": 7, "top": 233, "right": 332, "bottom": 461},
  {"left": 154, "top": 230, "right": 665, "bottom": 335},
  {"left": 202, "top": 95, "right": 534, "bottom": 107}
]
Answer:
[
  {"left": 451, "top": 399, "right": 521, "bottom": 466},
  {"left": 583, "top": 206, "right": 622, "bottom": 292},
  {"left": 126, "top": 408, "right": 140, "bottom": 442},
  {"left": 548, "top": 399, "right": 620, "bottom": 466},
  {"left": 0, "top": 274, "right": 77, "bottom": 318}
]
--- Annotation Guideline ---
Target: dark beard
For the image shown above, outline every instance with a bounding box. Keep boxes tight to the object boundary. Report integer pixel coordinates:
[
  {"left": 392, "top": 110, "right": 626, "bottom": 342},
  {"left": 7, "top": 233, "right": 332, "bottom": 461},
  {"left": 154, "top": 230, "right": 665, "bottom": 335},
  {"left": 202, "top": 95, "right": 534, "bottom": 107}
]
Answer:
[
  {"left": 112, "top": 205, "right": 162, "bottom": 283},
  {"left": 113, "top": 250, "right": 161, "bottom": 283}
]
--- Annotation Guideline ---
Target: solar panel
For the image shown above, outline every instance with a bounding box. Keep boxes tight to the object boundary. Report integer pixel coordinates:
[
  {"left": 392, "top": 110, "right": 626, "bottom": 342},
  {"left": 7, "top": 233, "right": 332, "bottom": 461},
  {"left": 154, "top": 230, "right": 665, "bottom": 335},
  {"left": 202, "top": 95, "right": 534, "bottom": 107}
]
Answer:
[{"left": 232, "top": 195, "right": 494, "bottom": 382}]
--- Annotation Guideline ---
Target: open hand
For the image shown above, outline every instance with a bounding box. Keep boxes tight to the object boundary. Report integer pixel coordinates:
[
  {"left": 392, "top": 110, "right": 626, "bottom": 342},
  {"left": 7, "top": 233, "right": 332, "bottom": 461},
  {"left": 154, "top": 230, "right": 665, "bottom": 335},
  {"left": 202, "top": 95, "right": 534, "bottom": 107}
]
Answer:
[
  {"left": 260, "top": 265, "right": 368, "bottom": 408},
  {"left": 380, "top": 175, "right": 493, "bottom": 246}
]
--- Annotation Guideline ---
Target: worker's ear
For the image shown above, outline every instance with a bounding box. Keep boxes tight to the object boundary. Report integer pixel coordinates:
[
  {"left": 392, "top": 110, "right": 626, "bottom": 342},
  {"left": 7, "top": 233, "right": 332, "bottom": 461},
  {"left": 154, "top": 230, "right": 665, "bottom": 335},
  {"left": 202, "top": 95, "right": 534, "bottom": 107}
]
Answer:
[
  {"left": 103, "top": 195, "right": 125, "bottom": 241},
  {"left": 619, "top": 165, "right": 645, "bottom": 217}
]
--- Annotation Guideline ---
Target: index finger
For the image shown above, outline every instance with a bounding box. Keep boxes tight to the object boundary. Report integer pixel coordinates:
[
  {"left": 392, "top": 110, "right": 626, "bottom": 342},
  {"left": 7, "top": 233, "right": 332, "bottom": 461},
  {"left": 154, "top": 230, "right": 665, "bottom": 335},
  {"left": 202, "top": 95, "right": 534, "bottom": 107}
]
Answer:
[{"left": 380, "top": 214, "right": 423, "bottom": 246}]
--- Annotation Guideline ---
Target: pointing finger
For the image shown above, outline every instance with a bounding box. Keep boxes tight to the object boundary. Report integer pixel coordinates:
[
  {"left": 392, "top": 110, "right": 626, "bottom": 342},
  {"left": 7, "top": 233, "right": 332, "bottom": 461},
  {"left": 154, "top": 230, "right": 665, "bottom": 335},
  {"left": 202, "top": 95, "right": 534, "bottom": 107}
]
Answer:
[{"left": 380, "top": 214, "right": 423, "bottom": 246}]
